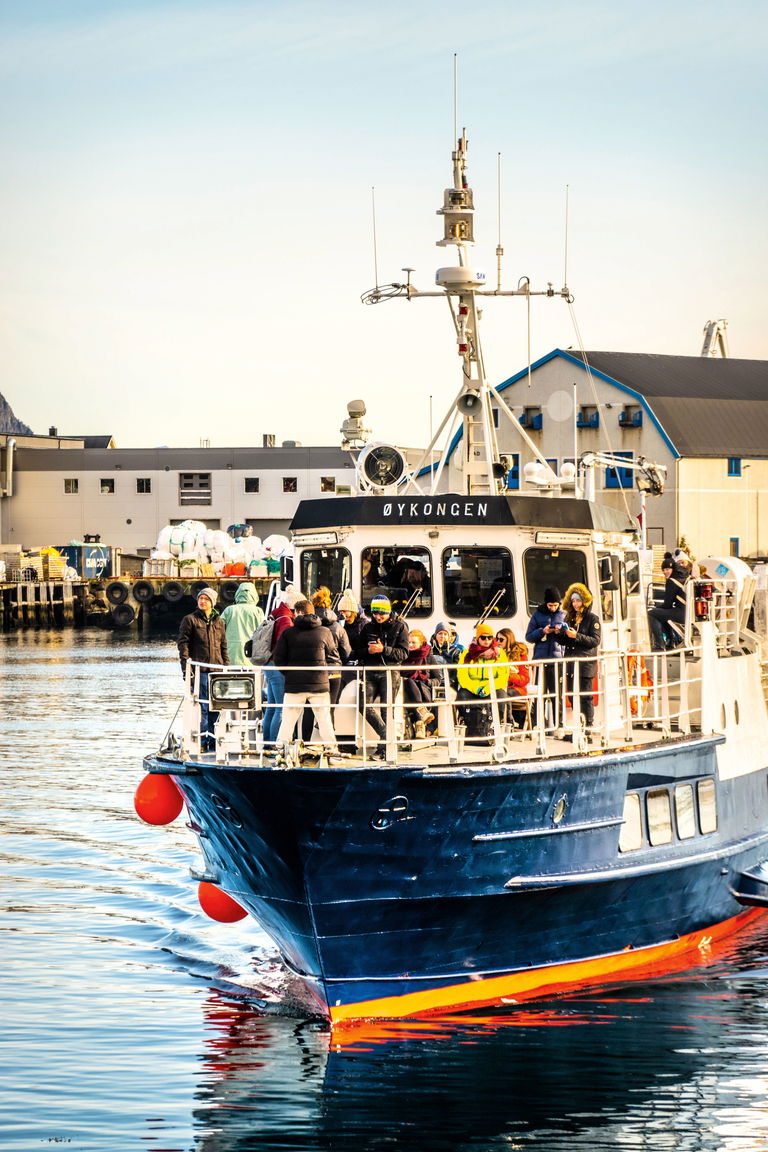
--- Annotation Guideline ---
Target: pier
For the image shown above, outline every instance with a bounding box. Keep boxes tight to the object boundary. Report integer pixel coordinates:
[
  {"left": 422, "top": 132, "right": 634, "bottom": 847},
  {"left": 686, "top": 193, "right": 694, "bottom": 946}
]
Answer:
[{"left": 0, "top": 574, "right": 274, "bottom": 632}]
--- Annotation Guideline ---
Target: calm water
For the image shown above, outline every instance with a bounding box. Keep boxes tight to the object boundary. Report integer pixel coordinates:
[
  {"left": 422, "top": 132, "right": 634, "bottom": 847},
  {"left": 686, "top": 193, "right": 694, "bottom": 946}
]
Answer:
[{"left": 4, "top": 629, "right": 768, "bottom": 1151}]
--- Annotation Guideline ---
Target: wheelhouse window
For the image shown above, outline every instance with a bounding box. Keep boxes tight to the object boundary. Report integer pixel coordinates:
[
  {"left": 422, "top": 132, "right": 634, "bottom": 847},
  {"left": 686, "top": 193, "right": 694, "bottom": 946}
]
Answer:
[
  {"left": 300, "top": 547, "right": 351, "bottom": 600},
  {"left": 625, "top": 552, "right": 641, "bottom": 596},
  {"left": 361, "top": 547, "right": 432, "bottom": 617},
  {"left": 523, "top": 548, "right": 587, "bottom": 613},
  {"left": 443, "top": 547, "right": 514, "bottom": 619}
]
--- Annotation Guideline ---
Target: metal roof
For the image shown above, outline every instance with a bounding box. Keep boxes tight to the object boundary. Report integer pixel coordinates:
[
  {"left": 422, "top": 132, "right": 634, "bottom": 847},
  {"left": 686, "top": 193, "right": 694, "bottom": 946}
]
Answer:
[{"left": 573, "top": 351, "right": 768, "bottom": 457}]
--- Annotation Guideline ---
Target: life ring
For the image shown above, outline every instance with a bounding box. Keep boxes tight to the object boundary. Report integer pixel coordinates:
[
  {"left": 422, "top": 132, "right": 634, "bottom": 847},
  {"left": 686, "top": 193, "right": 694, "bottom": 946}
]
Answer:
[
  {"left": 162, "top": 580, "right": 185, "bottom": 604},
  {"left": 112, "top": 602, "right": 136, "bottom": 627},
  {"left": 132, "top": 579, "right": 155, "bottom": 604},
  {"left": 190, "top": 580, "right": 209, "bottom": 600},
  {"left": 628, "top": 654, "right": 653, "bottom": 716},
  {"left": 105, "top": 580, "right": 129, "bottom": 605}
]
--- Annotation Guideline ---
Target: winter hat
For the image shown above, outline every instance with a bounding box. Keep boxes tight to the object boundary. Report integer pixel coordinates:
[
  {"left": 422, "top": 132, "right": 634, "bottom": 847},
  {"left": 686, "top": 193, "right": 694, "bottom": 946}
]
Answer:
[
  {"left": 433, "top": 620, "right": 451, "bottom": 636},
  {"left": 337, "top": 588, "right": 360, "bottom": 613},
  {"left": 197, "top": 586, "right": 218, "bottom": 607},
  {"left": 543, "top": 587, "right": 562, "bottom": 604},
  {"left": 280, "top": 584, "right": 302, "bottom": 610},
  {"left": 674, "top": 549, "right": 692, "bottom": 566},
  {"left": 476, "top": 622, "right": 495, "bottom": 637},
  {"left": 370, "top": 594, "right": 392, "bottom": 614}
]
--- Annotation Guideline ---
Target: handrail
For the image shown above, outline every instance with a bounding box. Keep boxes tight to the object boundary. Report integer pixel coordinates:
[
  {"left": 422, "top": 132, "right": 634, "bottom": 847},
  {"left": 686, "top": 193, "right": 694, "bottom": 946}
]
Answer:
[{"left": 176, "top": 643, "right": 706, "bottom": 766}]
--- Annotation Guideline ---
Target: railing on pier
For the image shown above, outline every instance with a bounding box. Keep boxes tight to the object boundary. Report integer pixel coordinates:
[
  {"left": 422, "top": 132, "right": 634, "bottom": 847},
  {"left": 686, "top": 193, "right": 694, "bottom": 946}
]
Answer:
[{"left": 173, "top": 645, "right": 705, "bottom": 766}]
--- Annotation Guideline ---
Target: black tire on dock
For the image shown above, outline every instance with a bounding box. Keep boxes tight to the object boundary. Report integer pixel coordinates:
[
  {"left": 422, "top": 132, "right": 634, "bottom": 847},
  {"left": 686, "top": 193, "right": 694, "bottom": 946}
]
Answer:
[
  {"left": 220, "top": 580, "right": 239, "bottom": 605},
  {"left": 106, "top": 581, "right": 129, "bottom": 605},
  {"left": 112, "top": 603, "right": 136, "bottom": 627},
  {"left": 133, "top": 580, "right": 155, "bottom": 604},
  {"left": 162, "top": 580, "right": 185, "bottom": 603},
  {"left": 190, "top": 581, "right": 208, "bottom": 600}
]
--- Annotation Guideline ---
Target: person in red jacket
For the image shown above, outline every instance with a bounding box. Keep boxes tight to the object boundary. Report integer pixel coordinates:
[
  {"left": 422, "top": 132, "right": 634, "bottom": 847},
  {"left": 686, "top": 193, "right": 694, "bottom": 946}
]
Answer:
[{"left": 262, "top": 584, "right": 301, "bottom": 747}]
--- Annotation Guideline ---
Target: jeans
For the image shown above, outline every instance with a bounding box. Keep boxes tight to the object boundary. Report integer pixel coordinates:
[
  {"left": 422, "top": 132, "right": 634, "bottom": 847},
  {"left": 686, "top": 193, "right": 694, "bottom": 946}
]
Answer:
[
  {"left": 197, "top": 670, "right": 214, "bottom": 744},
  {"left": 262, "top": 666, "right": 285, "bottom": 746}
]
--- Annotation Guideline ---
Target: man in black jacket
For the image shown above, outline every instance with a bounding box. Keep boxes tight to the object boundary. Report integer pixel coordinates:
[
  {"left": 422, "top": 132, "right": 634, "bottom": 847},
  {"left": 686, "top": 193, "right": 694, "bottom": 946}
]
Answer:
[
  {"left": 272, "top": 599, "right": 342, "bottom": 761},
  {"left": 357, "top": 594, "right": 410, "bottom": 760},
  {"left": 177, "top": 587, "right": 229, "bottom": 751}
]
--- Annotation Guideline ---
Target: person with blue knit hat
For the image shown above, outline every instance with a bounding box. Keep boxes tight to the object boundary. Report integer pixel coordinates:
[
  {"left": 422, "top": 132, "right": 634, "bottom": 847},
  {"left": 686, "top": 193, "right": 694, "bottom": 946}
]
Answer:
[{"left": 357, "top": 593, "right": 409, "bottom": 760}]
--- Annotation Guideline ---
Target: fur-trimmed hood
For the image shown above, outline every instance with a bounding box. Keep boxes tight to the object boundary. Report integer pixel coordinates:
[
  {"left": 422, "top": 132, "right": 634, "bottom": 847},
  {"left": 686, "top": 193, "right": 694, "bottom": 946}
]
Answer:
[{"left": 562, "top": 583, "right": 593, "bottom": 612}]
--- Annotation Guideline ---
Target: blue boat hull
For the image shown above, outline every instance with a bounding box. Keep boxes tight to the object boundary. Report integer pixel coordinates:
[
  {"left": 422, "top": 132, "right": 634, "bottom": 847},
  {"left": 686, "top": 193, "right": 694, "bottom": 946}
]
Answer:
[{"left": 150, "top": 733, "right": 768, "bottom": 1020}]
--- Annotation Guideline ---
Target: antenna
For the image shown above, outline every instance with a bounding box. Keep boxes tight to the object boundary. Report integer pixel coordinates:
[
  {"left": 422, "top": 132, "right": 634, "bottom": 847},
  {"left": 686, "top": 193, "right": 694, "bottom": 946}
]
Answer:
[
  {"left": 453, "top": 54, "right": 458, "bottom": 143},
  {"left": 371, "top": 186, "right": 379, "bottom": 289},
  {"left": 496, "top": 152, "right": 504, "bottom": 292},
  {"left": 563, "top": 183, "right": 570, "bottom": 294}
]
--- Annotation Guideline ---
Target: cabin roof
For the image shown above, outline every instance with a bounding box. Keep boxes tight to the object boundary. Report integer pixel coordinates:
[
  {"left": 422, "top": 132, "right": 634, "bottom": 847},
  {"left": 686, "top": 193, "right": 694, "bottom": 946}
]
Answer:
[{"left": 290, "top": 493, "right": 636, "bottom": 534}]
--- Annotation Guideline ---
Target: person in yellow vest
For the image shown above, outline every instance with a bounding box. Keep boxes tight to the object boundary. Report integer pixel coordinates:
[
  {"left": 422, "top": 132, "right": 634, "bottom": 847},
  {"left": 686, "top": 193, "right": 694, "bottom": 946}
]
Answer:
[{"left": 456, "top": 622, "right": 509, "bottom": 742}]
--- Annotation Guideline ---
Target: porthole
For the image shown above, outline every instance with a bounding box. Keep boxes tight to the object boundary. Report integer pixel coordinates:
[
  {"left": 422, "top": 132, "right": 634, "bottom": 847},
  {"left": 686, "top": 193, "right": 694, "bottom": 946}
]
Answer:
[
  {"left": 721, "top": 704, "right": 727, "bottom": 729},
  {"left": 734, "top": 700, "right": 740, "bottom": 725},
  {"left": 551, "top": 795, "right": 567, "bottom": 825}
]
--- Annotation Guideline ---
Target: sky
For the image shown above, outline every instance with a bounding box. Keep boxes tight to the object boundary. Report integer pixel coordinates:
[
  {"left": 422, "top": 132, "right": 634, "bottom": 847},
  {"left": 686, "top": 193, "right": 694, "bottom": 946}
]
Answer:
[{"left": 1, "top": 0, "right": 766, "bottom": 450}]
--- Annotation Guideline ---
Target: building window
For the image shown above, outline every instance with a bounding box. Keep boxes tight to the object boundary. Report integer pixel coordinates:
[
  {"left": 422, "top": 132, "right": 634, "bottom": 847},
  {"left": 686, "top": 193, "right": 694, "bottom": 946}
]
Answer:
[
  {"left": 283, "top": 477, "right": 297, "bottom": 493},
  {"left": 179, "top": 472, "right": 211, "bottom": 506},
  {"left": 727, "top": 457, "right": 742, "bottom": 477},
  {"left": 730, "top": 537, "right": 740, "bottom": 556},
  {"left": 136, "top": 478, "right": 151, "bottom": 494},
  {"left": 320, "top": 476, "right": 336, "bottom": 493},
  {"left": 244, "top": 477, "right": 260, "bottom": 493},
  {"left": 619, "top": 405, "right": 643, "bottom": 428},
  {"left": 507, "top": 453, "right": 520, "bottom": 491},
  {"left": 100, "top": 478, "right": 115, "bottom": 494},
  {"left": 519, "top": 407, "right": 543, "bottom": 430},
  {"left": 577, "top": 405, "right": 599, "bottom": 429},
  {"left": 605, "top": 452, "right": 634, "bottom": 489},
  {"left": 64, "top": 478, "right": 79, "bottom": 494}
]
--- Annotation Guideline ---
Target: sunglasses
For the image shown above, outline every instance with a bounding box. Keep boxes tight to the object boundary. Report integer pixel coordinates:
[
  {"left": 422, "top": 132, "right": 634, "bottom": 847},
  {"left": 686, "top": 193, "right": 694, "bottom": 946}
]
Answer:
[{"left": 477, "top": 635, "right": 493, "bottom": 643}]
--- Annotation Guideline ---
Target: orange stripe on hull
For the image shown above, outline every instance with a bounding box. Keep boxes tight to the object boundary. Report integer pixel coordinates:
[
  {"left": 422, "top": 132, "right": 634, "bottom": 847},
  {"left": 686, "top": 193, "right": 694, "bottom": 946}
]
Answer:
[{"left": 329, "top": 906, "right": 767, "bottom": 1027}]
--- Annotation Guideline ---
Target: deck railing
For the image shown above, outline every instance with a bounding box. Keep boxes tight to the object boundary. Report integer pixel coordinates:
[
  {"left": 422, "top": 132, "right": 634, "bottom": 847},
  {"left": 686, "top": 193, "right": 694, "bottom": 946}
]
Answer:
[{"left": 176, "top": 644, "right": 705, "bottom": 765}]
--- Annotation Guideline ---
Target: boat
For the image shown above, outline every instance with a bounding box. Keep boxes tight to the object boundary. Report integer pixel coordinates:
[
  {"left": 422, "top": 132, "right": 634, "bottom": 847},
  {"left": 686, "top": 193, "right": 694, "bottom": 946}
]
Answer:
[{"left": 138, "top": 127, "right": 768, "bottom": 1025}]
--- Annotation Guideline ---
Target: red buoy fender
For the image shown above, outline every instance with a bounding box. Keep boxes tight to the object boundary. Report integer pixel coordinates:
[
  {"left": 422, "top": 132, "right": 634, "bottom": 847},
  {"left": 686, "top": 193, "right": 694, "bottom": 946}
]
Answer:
[
  {"left": 134, "top": 773, "right": 184, "bottom": 825},
  {"left": 198, "top": 881, "right": 248, "bottom": 923}
]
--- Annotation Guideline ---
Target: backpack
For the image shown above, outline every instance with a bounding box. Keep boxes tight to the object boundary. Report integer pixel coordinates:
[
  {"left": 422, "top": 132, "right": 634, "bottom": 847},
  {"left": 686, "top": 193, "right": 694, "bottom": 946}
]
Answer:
[{"left": 248, "top": 616, "right": 276, "bottom": 665}]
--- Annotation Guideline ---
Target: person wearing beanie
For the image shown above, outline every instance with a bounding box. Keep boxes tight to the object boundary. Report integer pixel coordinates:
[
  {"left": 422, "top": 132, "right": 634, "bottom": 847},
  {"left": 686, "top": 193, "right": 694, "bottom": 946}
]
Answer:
[
  {"left": 455, "top": 622, "right": 509, "bottom": 742},
  {"left": 177, "top": 587, "right": 229, "bottom": 751},
  {"left": 649, "top": 554, "right": 690, "bottom": 651},
  {"left": 336, "top": 587, "right": 369, "bottom": 666},
  {"left": 525, "top": 587, "right": 567, "bottom": 729},
  {"left": 357, "top": 593, "right": 409, "bottom": 760},
  {"left": 430, "top": 619, "right": 465, "bottom": 687}
]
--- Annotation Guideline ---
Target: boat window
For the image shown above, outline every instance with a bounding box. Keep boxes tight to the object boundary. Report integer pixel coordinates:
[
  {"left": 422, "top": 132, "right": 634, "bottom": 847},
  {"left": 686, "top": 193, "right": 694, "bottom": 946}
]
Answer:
[
  {"left": 625, "top": 552, "right": 641, "bottom": 596},
  {"left": 597, "top": 551, "right": 616, "bottom": 622},
  {"left": 523, "top": 548, "right": 587, "bottom": 613},
  {"left": 647, "top": 788, "right": 673, "bottom": 846},
  {"left": 361, "top": 547, "right": 432, "bottom": 617},
  {"left": 674, "top": 784, "right": 696, "bottom": 839},
  {"left": 697, "top": 778, "right": 718, "bottom": 834},
  {"left": 442, "top": 547, "right": 514, "bottom": 619},
  {"left": 619, "top": 792, "right": 643, "bottom": 852},
  {"left": 300, "top": 547, "right": 352, "bottom": 601}
]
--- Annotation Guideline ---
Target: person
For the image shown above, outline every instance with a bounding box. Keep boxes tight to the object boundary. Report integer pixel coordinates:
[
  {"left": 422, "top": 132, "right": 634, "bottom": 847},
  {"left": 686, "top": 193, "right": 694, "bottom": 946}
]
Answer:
[
  {"left": 525, "top": 587, "right": 566, "bottom": 727},
  {"left": 495, "top": 628, "right": 531, "bottom": 727},
  {"left": 648, "top": 557, "right": 689, "bottom": 650},
  {"left": 301, "top": 587, "right": 351, "bottom": 740},
  {"left": 337, "top": 588, "right": 369, "bottom": 666},
  {"left": 177, "top": 587, "right": 229, "bottom": 751},
  {"left": 219, "top": 582, "right": 264, "bottom": 666},
  {"left": 402, "top": 629, "right": 440, "bottom": 740},
  {"left": 357, "top": 593, "right": 409, "bottom": 760},
  {"left": 430, "top": 619, "right": 465, "bottom": 687},
  {"left": 559, "top": 583, "right": 601, "bottom": 737},
  {"left": 271, "top": 599, "right": 342, "bottom": 762},
  {"left": 456, "top": 623, "right": 509, "bottom": 742},
  {"left": 262, "top": 584, "right": 302, "bottom": 748}
]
